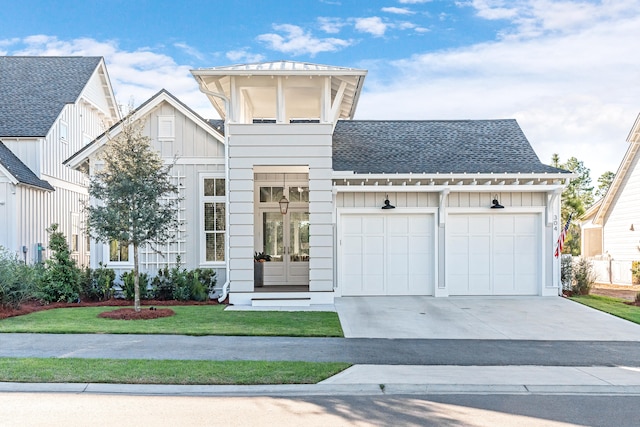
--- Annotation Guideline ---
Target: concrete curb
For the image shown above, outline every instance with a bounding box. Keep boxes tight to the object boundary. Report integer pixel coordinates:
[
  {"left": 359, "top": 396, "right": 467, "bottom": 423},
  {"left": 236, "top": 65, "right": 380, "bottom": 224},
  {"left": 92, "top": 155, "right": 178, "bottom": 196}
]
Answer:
[{"left": 3, "top": 382, "right": 640, "bottom": 397}]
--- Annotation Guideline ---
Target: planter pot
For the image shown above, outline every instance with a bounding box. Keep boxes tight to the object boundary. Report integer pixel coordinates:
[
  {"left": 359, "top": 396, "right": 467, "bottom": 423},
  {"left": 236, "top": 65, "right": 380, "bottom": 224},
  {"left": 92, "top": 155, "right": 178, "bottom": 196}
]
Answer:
[{"left": 254, "top": 262, "right": 264, "bottom": 288}]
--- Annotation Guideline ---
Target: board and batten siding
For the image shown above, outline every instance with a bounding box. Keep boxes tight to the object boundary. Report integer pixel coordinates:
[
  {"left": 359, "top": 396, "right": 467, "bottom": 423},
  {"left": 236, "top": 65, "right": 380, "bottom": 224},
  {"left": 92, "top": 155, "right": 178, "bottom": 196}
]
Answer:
[
  {"left": 227, "top": 123, "right": 334, "bottom": 298},
  {"left": 603, "top": 151, "right": 640, "bottom": 262},
  {"left": 0, "top": 69, "right": 116, "bottom": 264},
  {"left": 89, "top": 99, "right": 226, "bottom": 281}
]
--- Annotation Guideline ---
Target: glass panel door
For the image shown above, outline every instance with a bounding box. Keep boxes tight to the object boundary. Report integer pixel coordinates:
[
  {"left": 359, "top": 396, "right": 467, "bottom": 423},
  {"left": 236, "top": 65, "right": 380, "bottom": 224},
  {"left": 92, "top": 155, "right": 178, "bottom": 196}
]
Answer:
[
  {"left": 263, "top": 212, "right": 284, "bottom": 262},
  {"left": 261, "top": 209, "right": 310, "bottom": 285},
  {"left": 289, "top": 212, "right": 309, "bottom": 262}
]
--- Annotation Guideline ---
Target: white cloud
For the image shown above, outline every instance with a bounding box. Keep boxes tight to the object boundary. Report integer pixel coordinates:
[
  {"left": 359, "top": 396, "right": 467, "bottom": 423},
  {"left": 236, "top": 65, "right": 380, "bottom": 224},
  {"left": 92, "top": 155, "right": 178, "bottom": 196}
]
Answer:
[
  {"left": 1, "top": 35, "right": 217, "bottom": 119},
  {"left": 173, "top": 42, "right": 205, "bottom": 61},
  {"left": 318, "top": 17, "right": 346, "bottom": 34},
  {"left": 257, "top": 24, "right": 352, "bottom": 56},
  {"left": 354, "top": 17, "right": 388, "bottom": 37},
  {"left": 357, "top": 7, "right": 640, "bottom": 178},
  {"left": 381, "top": 7, "right": 415, "bottom": 15},
  {"left": 225, "top": 48, "right": 265, "bottom": 63}
]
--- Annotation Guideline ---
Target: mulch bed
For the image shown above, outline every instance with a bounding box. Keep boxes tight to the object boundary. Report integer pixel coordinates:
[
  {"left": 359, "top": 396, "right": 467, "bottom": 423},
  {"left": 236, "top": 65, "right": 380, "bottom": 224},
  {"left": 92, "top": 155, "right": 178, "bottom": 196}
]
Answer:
[
  {"left": 98, "top": 307, "right": 176, "bottom": 320},
  {"left": 0, "top": 298, "right": 227, "bottom": 320}
]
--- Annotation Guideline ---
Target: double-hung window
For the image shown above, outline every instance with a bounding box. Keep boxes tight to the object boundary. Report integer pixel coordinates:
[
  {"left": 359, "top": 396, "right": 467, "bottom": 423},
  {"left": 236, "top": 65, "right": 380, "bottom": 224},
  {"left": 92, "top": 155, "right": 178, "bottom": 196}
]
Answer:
[{"left": 202, "top": 176, "right": 225, "bottom": 264}]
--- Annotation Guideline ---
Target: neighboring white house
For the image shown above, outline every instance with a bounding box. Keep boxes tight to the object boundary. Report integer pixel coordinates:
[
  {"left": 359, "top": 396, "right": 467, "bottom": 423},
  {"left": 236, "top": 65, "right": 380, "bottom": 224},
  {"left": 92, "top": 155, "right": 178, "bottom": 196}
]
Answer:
[
  {"left": 0, "top": 57, "right": 119, "bottom": 265},
  {"left": 68, "top": 60, "right": 571, "bottom": 305},
  {"left": 580, "top": 113, "right": 640, "bottom": 285}
]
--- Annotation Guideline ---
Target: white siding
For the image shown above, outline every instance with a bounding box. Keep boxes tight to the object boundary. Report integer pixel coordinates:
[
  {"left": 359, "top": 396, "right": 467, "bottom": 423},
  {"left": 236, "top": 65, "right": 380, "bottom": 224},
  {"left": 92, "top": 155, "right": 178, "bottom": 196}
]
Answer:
[
  {"left": 227, "top": 123, "right": 335, "bottom": 298},
  {"left": 88, "top": 99, "right": 225, "bottom": 278},
  {"left": 603, "top": 151, "right": 640, "bottom": 262}
]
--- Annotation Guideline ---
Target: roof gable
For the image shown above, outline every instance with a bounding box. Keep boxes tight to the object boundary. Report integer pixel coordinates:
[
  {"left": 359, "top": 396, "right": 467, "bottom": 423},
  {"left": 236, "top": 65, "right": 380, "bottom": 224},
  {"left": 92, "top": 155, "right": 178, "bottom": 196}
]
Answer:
[
  {"left": 332, "top": 120, "right": 567, "bottom": 174},
  {"left": 65, "top": 89, "right": 224, "bottom": 170},
  {"left": 0, "top": 56, "right": 104, "bottom": 137},
  {"left": 0, "top": 141, "right": 54, "bottom": 190},
  {"left": 593, "top": 112, "right": 640, "bottom": 225}
]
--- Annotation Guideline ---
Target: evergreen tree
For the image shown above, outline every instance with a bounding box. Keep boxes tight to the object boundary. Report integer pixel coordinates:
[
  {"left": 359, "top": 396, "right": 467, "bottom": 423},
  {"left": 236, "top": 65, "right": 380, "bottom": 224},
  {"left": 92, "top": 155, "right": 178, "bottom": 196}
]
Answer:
[
  {"left": 86, "top": 117, "right": 181, "bottom": 311},
  {"left": 595, "top": 171, "right": 615, "bottom": 199},
  {"left": 552, "top": 155, "right": 594, "bottom": 256}
]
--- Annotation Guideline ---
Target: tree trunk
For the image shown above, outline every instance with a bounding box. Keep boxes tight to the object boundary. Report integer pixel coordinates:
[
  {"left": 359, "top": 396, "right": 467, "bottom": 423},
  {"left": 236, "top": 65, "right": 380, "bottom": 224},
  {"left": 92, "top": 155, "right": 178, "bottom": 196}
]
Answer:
[{"left": 133, "top": 243, "right": 140, "bottom": 312}]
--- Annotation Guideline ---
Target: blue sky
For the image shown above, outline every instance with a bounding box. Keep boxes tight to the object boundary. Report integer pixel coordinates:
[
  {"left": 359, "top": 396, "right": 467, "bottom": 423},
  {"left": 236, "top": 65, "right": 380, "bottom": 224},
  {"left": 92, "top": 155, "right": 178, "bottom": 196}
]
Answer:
[{"left": 2, "top": 0, "right": 640, "bottom": 180}]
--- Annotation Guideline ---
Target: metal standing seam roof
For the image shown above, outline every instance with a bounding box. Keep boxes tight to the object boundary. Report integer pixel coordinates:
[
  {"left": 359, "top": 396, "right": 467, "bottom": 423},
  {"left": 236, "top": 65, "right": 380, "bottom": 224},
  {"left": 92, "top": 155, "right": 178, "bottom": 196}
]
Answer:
[
  {"left": 193, "top": 60, "right": 366, "bottom": 74},
  {"left": 332, "top": 119, "right": 568, "bottom": 174},
  {"left": 0, "top": 141, "right": 54, "bottom": 190},
  {"left": 0, "top": 56, "right": 102, "bottom": 137}
]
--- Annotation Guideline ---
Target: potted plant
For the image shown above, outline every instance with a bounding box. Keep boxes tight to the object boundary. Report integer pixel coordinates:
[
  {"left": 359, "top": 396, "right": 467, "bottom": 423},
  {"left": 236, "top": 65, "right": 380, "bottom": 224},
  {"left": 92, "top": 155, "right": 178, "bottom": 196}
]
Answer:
[{"left": 254, "top": 252, "right": 271, "bottom": 288}]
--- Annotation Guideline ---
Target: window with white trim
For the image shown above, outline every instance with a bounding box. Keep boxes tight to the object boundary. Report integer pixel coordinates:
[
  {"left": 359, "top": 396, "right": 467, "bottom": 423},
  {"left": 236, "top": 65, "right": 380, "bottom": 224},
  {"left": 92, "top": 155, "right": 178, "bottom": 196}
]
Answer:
[
  {"left": 109, "top": 240, "right": 130, "bottom": 263},
  {"left": 60, "top": 121, "right": 68, "bottom": 142},
  {"left": 71, "top": 213, "right": 80, "bottom": 253},
  {"left": 158, "top": 116, "right": 175, "bottom": 140},
  {"left": 202, "top": 176, "right": 225, "bottom": 263}
]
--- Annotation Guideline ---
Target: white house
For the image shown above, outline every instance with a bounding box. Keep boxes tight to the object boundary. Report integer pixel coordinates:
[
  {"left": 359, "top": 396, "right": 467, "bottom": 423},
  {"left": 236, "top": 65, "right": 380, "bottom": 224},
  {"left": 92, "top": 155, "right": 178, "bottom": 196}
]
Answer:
[
  {"left": 580, "top": 113, "right": 640, "bottom": 284},
  {"left": 68, "top": 60, "right": 571, "bottom": 305},
  {"left": 0, "top": 57, "right": 119, "bottom": 265}
]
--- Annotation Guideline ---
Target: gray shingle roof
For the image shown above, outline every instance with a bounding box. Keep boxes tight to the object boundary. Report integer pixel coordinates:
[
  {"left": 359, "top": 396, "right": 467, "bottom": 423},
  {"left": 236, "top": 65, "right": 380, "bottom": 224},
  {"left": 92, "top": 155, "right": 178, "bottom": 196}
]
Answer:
[
  {"left": 0, "top": 141, "right": 54, "bottom": 190},
  {"left": 332, "top": 120, "right": 567, "bottom": 174},
  {"left": 0, "top": 56, "right": 102, "bottom": 137}
]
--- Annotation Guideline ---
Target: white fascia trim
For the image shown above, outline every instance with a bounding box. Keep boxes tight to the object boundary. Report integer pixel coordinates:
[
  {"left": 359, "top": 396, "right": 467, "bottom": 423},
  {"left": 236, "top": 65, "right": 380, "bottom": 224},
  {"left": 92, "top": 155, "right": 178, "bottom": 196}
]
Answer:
[
  {"left": 0, "top": 164, "right": 19, "bottom": 185},
  {"left": 332, "top": 171, "right": 574, "bottom": 181},
  {"left": 42, "top": 175, "right": 88, "bottom": 194},
  {"left": 332, "top": 184, "right": 567, "bottom": 193}
]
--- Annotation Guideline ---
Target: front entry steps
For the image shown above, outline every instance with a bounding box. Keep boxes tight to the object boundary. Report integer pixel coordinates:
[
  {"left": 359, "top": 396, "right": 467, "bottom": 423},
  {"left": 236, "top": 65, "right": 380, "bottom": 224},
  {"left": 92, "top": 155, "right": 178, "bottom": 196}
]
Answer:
[{"left": 251, "top": 297, "right": 311, "bottom": 307}]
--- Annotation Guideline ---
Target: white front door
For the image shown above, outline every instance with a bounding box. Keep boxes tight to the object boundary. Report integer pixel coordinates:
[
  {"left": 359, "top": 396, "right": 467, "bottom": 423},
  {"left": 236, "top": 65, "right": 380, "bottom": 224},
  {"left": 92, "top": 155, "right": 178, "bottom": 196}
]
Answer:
[
  {"left": 447, "top": 213, "right": 540, "bottom": 295},
  {"left": 261, "top": 209, "right": 310, "bottom": 285},
  {"left": 340, "top": 214, "right": 435, "bottom": 296}
]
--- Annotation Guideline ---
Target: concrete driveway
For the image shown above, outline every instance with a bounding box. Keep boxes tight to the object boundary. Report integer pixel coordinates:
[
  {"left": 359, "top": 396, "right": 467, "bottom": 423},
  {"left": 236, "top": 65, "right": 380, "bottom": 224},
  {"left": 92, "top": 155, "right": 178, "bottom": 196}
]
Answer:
[{"left": 335, "top": 296, "right": 640, "bottom": 340}]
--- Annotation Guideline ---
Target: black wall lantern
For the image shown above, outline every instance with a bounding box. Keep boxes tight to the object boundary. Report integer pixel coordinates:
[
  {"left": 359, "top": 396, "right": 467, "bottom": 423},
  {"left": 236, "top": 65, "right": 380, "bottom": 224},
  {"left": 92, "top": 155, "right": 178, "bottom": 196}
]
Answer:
[
  {"left": 491, "top": 194, "right": 504, "bottom": 209},
  {"left": 381, "top": 194, "right": 395, "bottom": 209}
]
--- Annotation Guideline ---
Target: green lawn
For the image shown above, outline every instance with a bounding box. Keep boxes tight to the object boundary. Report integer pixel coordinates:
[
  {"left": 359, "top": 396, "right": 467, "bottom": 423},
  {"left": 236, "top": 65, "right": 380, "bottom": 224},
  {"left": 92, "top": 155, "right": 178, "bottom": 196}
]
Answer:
[
  {"left": 570, "top": 294, "right": 640, "bottom": 325},
  {"left": 0, "top": 358, "right": 350, "bottom": 385},
  {"left": 0, "top": 305, "right": 344, "bottom": 337}
]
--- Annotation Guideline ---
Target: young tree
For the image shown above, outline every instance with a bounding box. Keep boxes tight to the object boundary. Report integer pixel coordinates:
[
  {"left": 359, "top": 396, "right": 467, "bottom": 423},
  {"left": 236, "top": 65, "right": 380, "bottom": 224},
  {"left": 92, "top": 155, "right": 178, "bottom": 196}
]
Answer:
[
  {"left": 595, "top": 171, "right": 615, "bottom": 199},
  {"left": 86, "top": 118, "right": 181, "bottom": 311}
]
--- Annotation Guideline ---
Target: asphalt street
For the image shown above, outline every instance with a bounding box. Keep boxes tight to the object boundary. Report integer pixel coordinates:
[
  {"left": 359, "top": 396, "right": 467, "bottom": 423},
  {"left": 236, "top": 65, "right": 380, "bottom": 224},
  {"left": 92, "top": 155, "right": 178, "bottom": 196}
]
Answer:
[
  {"left": 1, "top": 392, "right": 638, "bottom": 427},
  {"left": 2, "top": 333, "right": 640, "bottom": 366}
]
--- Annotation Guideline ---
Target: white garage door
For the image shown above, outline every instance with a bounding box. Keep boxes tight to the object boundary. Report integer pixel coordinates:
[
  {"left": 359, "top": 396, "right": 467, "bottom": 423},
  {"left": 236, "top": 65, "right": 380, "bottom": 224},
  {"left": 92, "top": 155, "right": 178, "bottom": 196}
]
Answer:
[
  {"left": 447, "top": 213, "right": 540, "bottom": 296},
  {"left": 341, "top": 214, "right": 435, "bottom": 296}
]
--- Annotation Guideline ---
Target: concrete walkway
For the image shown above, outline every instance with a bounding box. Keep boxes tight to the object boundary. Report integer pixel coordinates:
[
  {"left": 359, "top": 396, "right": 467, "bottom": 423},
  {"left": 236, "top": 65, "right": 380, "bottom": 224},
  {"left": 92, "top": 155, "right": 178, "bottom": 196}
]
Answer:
[{"left": 2, "top": 365, "right": 640, "bottom": 396}]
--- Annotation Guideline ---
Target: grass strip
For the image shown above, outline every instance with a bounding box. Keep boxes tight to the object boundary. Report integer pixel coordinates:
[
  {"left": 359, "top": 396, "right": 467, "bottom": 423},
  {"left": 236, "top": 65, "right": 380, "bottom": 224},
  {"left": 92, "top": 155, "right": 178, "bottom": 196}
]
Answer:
[
  {"left": 570, "top": 294, "right": 640, "bottom": 325},
  {"left": 0, "top": 358, "right": 351, "bottom": 385},
  {"left": 0, "top": 305, "right": 343, "bottom": 337}
]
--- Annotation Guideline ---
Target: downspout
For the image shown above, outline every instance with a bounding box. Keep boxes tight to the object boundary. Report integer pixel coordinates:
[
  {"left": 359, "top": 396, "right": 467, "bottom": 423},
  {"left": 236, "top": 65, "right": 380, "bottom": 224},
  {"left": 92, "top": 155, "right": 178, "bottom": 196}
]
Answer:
[{"left": 197, "top": 81, "right": 231, "bottom": 303}]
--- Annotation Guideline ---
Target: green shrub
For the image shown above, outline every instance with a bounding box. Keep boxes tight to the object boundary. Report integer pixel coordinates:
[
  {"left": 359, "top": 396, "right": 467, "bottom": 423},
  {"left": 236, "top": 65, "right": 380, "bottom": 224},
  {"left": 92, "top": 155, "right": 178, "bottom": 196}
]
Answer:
[
  {"left": 631, "top": 261, "right": 640, "bottom": 285},
  {"left": 149, "top": 262, "right": 216, "bottom": 301},
  {"left": 121, "top": 271, "right": 150, "bottom": 300},
  {"left": 80, "top": 263, "right": 116, "bottom": 301},
  {"left": 0, "top": 247, "right": 40, "bottom": 309},
  {"left": 150, "top": 266, "right": 173, "bottom": 300},
  {"left": 37, "top": 224, "right": 81, "bottom": 303},
  {"left": 560, "top": 255, "right": 573, "bottom": 291},
  {"left": 571, "top": 257, "right": 595, "bottom": 295}
]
